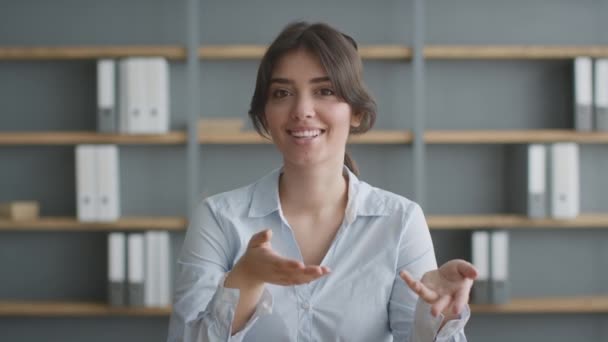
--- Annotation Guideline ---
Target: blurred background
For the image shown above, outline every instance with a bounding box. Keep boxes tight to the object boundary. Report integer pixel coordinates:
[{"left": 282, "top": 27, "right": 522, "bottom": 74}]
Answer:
[{"left": 1, "top": 0, "right": 608, "bottom": 341}]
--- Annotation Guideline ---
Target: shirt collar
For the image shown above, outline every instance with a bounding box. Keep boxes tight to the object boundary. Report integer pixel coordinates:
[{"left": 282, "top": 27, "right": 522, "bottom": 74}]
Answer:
[{"left": 247, "top": 166, "right": 391, "bottom": 219}]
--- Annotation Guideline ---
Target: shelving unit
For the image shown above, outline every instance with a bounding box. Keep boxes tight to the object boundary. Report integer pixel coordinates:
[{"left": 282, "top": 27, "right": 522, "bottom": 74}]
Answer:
[{"left": 2, "top": 1, "right": 607, "bottom": 341}]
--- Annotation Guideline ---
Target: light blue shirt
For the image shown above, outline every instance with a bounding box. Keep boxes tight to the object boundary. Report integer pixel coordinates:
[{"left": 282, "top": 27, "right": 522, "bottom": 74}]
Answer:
[{"left": 168, "top": 167, "right": 470, "bottom": 342}]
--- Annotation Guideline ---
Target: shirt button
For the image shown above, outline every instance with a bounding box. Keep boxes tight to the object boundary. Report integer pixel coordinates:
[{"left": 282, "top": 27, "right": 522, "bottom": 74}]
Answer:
[{"left": 301, "top": 302, "right": 310, "bottom": 310}]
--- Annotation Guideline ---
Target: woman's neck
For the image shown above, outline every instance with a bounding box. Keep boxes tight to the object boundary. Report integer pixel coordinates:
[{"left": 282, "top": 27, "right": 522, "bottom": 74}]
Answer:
[{"left": 279, "top": 160, "right": 348, "bottom": 217}]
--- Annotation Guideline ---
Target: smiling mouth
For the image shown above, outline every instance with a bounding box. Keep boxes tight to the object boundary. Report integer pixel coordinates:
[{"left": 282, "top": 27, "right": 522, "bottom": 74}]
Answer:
[{"left": 287, "top": 129, "right": 326, "bottom": 138}]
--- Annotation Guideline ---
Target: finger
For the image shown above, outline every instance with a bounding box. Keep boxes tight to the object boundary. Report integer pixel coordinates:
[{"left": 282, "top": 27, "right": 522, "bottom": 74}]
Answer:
[
  {"left": 273, "top": 257, "right": 304, "bottom": 272},
  {"left": 457, "top": 260, "right": 478, "bottom": 279},
  {"left": 400, "top": 270, "right": 439, "bottom": 302},
  {"left": 248, "top": 229, "right": 272, "bottom": 248},
  {"left": 399, "top": 270, "right": 416, "bottom": 287},
  {"left": 451, "top": 289, "right": 470, "bottom": 315},
  {"left": 431, "top": 295, "right": 452, "bottom": 317}
]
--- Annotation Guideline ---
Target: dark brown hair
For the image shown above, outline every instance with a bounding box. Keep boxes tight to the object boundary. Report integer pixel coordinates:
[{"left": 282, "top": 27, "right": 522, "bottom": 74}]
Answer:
[{"left": 248, "top": 21, "right": 377, "bottom": 176}]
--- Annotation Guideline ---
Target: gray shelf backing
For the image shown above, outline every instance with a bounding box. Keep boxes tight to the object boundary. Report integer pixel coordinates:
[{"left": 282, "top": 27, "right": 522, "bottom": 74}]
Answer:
[
  {"left": 197, "top": 0, "right": 415, "bottom": 45},
  {"left": 425, "top": 60, "right": 573, "bottom": 130},
  {"left": 0, "top": 0, "right": 186, "bottom": 45},
  {"left": 426, "top": 0, "right": 608, "bottom": 45}
]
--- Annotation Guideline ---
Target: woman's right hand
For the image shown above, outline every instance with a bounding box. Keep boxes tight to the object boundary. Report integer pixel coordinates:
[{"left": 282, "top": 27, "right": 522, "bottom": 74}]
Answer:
[{"left": 229, "top": 229, "right": 331, "bottom": 287}]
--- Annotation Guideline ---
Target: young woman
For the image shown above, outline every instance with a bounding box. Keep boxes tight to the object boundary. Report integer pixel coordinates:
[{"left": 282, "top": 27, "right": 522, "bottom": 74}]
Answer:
[{"left": 168, "top": 22, "right": 477, "bottom": 342}]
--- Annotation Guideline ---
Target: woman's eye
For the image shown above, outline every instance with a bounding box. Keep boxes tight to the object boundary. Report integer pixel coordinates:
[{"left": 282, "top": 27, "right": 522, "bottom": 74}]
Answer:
[
  {"left": 272, "top": 89, "right": 290, "bottom": 98},
  {"left": 318, "top": 88, "right": 335, "bottom": 96}
]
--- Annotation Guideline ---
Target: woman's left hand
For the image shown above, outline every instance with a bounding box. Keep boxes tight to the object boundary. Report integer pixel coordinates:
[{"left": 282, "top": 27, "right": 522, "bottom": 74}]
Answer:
[{"left": 400, "top": 259, "right": 477, "bottom": 318}]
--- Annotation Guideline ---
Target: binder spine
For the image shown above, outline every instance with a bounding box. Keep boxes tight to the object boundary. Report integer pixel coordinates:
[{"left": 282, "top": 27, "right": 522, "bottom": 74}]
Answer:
[
  {"left": 158, "top": 231, "right": 171, "bottom": 307},
  {"left": 108, "top": 232, "right": 126, "bottom": 306},
  {"left": 574, "top": 57, "right": 593, "bottom": 131},
  {"left": 595, "top": 59, "right": 608, "bottom": 131},
  {"left": 490, "top": 230, "right": 509, "bottom": 304},
  {"left": 527, "top": 144, "right": 547, "bottom": 218},
  {"left": 97, "top": 145, "right": 120, "bottom": 222},
  {"left": 147, "top": 58, "right": 170, "bottom": 134},
  {"left": 550, "top": 143, "right": 580, "bottom": 219},
  {"left": 471, "top": 230, "right": 490, "bottom": 304},
  {"left": 97, "top": 59, "right": 117, "bottom": 132},
  {"left": 76, "top": 145, "right": 98, "bottom": 222},
  {"left": 128, "top": 233, "right": 145, "bottom": 306}
]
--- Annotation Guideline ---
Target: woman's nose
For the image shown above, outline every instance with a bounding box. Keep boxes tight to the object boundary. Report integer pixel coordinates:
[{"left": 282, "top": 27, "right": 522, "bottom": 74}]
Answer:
[{"left": 290, "top": 94, "right": 315, "bottom": 120}]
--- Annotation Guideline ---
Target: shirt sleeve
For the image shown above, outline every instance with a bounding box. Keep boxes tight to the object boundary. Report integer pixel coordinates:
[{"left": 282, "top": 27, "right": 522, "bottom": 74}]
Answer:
[
  {"left": 167, "top": 200, "right": 273, "bottom": 342},
  {"left": 388, "top": 203, "right": 469, "bottom": 342}
]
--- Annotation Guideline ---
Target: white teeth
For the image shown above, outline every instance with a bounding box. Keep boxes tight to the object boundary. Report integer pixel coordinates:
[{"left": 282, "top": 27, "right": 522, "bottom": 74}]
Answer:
[{"left": 290, "top": 129, "right": 322, "bottom": 138}]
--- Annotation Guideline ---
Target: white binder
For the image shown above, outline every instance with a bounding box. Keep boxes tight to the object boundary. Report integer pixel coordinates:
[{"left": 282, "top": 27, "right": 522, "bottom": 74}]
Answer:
[
  {"left": 490, "top": 231, "right": 509, "bottom": 304},
  {"left": 97, "top": 59, "right": 117, "bottom": 132},
  {"left": 146, "top": 58, "right": 170, "bottom": 134},
  {"left": 119, "top": 58, "right": 148, "bottom": 133},
  {"left": 144, "top": 231, "right": 160, "bottom": 307},
  {"left": 527, "top": 144, "right": 547, "bottom": 218},
  {"left": 128, "top": 233, "right": 145, "bottom": 306},
  {"left": 76, "top": 145, "right": 98, "bottom": 222},
  {"left": 471, "top": 231, "right": 489, "bottom": 304},
  {"left": 595, "top": 58, "right": 608, "bottom": 131},
  {"left": 550, "top": 143, "right": 580, "bottom": 219},
  {"left": 97, "top": 145, "right": 120, "bottom": 222},
  {"left": 574, "top": 57, "right": 593, "bottom": 131},
  {"left": 108, "top": 232, "right": 126, "bottom": 306},
  {"left": 158, "top": 231, "right": 171, "bottom": 307}
]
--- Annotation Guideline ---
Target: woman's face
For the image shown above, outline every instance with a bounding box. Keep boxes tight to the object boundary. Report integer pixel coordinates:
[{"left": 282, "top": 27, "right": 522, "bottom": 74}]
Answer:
[{"left": 264, "top": 48, "right": 361, "bottom": 169}]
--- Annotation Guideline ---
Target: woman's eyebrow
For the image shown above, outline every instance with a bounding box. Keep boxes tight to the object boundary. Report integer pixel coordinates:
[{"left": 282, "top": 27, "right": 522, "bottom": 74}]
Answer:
[{"left": 269, "top": 76, "right": 331, "bottom": 85}]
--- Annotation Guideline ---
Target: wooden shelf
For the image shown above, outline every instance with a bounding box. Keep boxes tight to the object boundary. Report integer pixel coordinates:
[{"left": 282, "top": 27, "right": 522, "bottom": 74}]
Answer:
[
  {"left": 3, "top": 45, "right": 608, "bottom": 61},
  {"left": 0, "top": 46, "right": 186, "bottom": 60},
  {"left": 425, "top": 45, "right": 608, "bottom": 60},
  {"left": 4, "top": 130, "right": 607, "bottom": 146},
  {"left": 0, "top": 217, "right": 187, "bottom": 232},
  {"left": 199, "top": 45, "right": 412, "bottom": 60},
  {"left": 199, "top": 130, "right": 413, "bottom": 144},
  {"left": 471, "top": 296, "right": 608, "bottom": 314},
  {"left": 427, "top": 214, "right": 608, "bottom": 230},
  {"left": 0, "top": 45, "right": 410, "bottom": 61},
  {"left": 2, "top": 296, "right": 606, "bottom": 316},
  {"left": 0, "top": 301, "right": 171, "bottom": 316},
  {"left": 424, "top": 130, "right": 608, "bottom": 144},
  {"left": 0, "top": 130, "right": 412, "bottom": 146},
  {"left": 0, "top": 131, "right": 187, "bottom": 145}
]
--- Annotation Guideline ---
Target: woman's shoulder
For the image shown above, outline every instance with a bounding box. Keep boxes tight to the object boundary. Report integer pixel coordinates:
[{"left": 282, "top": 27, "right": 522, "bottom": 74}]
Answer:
[
  {"left": 197, "top": 168, "right": 279, "bottom": 215},
  {"left": 355, "top": 179, "right": 422, "bottom": 217}
]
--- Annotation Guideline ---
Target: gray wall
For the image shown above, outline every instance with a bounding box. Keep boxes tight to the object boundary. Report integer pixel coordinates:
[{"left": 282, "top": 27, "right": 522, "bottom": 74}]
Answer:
[{"left": 1, "top": 0, "right": 607, "bottom": 341}]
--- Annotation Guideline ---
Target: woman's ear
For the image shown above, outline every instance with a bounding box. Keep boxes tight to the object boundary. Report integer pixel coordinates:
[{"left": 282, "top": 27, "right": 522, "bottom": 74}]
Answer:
[{"left": 351, "top": 112, "right": 363, "bottom": 128}]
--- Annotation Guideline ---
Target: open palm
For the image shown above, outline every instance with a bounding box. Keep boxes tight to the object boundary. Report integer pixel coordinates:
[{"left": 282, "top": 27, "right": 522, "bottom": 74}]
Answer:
[{"left": 400, "top": 259, "right": 477, "bottom": 318}]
